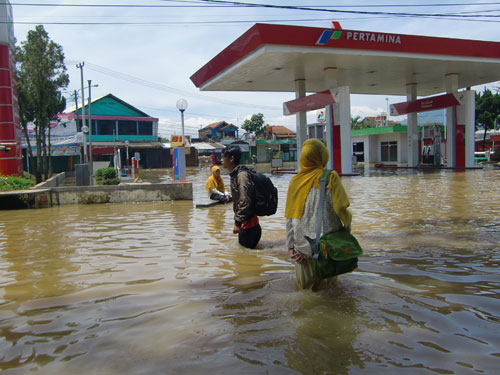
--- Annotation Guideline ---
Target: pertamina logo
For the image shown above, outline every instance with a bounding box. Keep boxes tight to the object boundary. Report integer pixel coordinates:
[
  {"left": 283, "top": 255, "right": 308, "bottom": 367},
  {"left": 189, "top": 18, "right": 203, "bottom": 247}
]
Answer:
[{"left": 316, "top": 21, "right": 342, "bottom": 45}]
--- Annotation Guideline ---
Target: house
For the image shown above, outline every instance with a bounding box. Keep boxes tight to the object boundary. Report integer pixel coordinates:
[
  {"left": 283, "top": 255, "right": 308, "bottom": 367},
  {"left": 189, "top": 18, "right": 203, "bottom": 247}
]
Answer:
[
  {"left": 264, "top": 125, "right": 296, "bottom": 140},
  {"left": 22, "top": 116, "right": 83, "bottom": 174},
  {"left": 252, "top": 125, "right": 297, "bottom": 163},
  {"left": 66, "top": 93, "right": 170, "bottom": 169},
  {"left": 198, "top": 121, "right": 239, "bottom": 141},
  {"left": 360, "top": 116, "right": 401, "bottom": 128}
]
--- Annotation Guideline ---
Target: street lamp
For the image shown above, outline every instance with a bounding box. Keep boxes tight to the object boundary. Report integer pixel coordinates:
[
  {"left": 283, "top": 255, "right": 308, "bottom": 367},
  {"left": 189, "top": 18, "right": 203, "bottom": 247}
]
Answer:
[
  {"left": 82, "top": 125, "right": 89, "bottom": 163},
  {"left": 176, "top": 98, "right": 188, "bottom": 146},
  {"left": 124, "top": 140, "right": 130, "bottom": 175}
]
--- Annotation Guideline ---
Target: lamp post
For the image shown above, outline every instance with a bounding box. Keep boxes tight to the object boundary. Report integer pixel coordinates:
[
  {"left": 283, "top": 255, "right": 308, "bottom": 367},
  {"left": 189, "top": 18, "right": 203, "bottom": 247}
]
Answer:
[
  {"left": 125, "top": 140, "right": 130, "bottom": 175},
  {"left": 176, "top": 99, "right": 188, "bottom": 146},
  {"left": 174, "top": 99, "right": 188, "bottom": 181},
  {"left": 386, "top": 97, "right": 390, "bottom": 125},
  {"left": 82, "top": 125, "right": 89, "bottom": 163}
]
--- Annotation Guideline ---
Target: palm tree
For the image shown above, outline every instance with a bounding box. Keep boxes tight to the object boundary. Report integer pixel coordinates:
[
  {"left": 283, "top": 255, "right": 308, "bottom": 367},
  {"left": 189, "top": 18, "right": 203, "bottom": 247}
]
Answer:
[{"left": 351, "top": 116, "right": 362, "bottom": 129}]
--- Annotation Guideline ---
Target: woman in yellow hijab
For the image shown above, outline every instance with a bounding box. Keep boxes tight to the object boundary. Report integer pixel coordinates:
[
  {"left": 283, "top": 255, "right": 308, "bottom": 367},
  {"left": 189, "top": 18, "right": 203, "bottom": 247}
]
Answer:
[
  {"left": 285, "top": 138, "right": 352, "bottom": 289},
  {"left": 206, "top": 165, "right": 231, "bottom": 204}
]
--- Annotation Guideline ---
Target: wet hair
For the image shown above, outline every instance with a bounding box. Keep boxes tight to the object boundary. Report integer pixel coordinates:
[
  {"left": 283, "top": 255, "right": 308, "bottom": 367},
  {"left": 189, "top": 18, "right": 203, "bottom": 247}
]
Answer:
[{"left": 222, "top": 146, "right": 241, "bottom": 165}]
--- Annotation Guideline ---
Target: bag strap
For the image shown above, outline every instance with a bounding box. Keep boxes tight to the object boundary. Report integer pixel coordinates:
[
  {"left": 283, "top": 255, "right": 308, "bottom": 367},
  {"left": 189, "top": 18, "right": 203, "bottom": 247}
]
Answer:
[{"left": 312, "top": 169, "right": 331, "bottom": 260}]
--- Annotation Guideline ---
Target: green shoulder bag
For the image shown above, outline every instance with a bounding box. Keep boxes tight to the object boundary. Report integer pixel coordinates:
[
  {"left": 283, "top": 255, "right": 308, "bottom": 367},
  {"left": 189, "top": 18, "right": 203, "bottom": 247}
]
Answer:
[{"left": 304, "top": 170, "right": 363, "bottom": 279}]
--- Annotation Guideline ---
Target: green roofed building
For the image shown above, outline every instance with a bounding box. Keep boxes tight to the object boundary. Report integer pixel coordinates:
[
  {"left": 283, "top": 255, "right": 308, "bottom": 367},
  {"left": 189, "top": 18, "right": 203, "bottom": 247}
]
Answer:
[{"left": 64, "top": 93, "right": 177, "bottom": 169}]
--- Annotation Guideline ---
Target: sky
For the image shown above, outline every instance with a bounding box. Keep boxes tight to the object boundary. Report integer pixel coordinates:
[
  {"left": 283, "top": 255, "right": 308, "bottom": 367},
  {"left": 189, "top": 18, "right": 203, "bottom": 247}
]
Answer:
[{"left": 9, "top": 0, "right": 500, "bottom": 139}]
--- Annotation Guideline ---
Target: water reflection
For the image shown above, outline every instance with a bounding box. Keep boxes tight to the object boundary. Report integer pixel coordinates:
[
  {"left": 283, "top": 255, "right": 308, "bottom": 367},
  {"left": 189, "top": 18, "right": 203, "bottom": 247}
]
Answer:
[{"left": 0, "top": 167, "right": 499, "bottom": 374}]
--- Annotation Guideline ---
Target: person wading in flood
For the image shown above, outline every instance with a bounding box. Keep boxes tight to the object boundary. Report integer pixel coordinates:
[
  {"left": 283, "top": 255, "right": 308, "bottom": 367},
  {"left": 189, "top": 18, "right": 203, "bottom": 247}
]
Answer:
[
  {"left": 221, "top": 146, "right": 261, "bottom": 249},
  {"left": 205, "top": 165, "right": 231, "bottom": 204},
  {"left": 285, "top": 138, "right": 352, "bottom": 290}
]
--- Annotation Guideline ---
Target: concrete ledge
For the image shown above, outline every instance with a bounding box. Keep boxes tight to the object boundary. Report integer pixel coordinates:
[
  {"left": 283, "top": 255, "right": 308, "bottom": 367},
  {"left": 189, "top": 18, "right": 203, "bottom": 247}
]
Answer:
[
  {"left": 50, "top": 183, "right": 192, "bottom": 206},
  {"left": 33, "top": 172, "right": 67, "bottom": 188},
  {"left": 0, "top": 183, "right": 192, "bottom": 209}
]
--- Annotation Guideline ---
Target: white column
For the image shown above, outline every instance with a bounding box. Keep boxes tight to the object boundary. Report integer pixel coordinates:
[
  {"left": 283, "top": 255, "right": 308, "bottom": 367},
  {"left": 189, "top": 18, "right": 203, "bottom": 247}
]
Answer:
[
  {"left": 325, "top": 104, "right": 334, "bottom": 170},
  {"left": 406, "top": 83, "right": 419, "bottom": 167},
  {"left": 463, "top": 90, "right": 475, "bottom": 168},
  {"left": 295, "top": 79, "right": 307, "bottom": 171},
  {"left": 445, "top": 74, "right": 459, "bottom": 167},
  {"left": 324, "top": 67, "right": 337, "bottom": 171},
  {"left": 337, "top": 86, "right": 352, "bottom": 174}
]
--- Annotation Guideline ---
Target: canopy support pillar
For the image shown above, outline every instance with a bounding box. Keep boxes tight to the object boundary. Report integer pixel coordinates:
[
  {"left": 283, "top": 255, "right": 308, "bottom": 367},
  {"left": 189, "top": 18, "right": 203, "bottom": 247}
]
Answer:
[{"left": 295, "top": 79, "right": 307, "bottom": 171}]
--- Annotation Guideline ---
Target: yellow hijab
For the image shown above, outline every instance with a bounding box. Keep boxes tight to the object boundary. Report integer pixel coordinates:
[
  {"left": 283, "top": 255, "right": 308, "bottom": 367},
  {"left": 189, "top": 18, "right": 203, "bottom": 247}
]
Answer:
[
  {"left": 285, "top": 139, "right": 352, "bottom": 227},
  {"left": 206, "top": 165, "right": 226, "bottom": 193}
]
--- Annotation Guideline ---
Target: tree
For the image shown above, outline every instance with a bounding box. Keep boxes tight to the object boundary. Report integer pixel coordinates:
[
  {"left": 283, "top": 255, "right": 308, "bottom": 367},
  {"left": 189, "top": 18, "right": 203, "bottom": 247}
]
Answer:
[
  {"left": 351, "top": 116, "right": 362, "bottom": 129},
  {"left": 242, "top": 113, "right": 268, "bottom": 137},
  {"left": 475, "top": 88, "right": 500, "bottom": 151},
  {"left": 15, "top": 25, "right": 69, "bottom": 183}
]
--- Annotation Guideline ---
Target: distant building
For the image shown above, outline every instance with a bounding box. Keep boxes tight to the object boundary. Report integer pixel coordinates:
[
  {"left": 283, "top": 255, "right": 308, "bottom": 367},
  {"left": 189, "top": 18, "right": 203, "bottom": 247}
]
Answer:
[
  {"left": 264, "top": 125, "right": 296, "bottom": 140},
  {"left": 198, "top": 121, "right": 239, "bottom": 141},
  {"left": 63, "top": 93, "right": 168, "bottom": 169},
  {"left": 251, "top": 125, "right": 297, "bottom": 163},
  {"left": 361, "top": 116, "right": 401, "bottom": 128}
]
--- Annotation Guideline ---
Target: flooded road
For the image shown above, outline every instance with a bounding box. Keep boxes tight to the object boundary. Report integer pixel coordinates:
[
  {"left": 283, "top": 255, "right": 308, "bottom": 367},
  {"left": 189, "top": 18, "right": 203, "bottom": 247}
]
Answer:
[{"left": 1, "top": 166, "right": 499, "bottom": 374}]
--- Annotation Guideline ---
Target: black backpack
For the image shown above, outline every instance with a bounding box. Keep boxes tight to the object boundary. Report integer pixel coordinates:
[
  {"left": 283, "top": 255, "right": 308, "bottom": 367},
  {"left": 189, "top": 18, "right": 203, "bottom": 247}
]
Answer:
[{"left": 240, "top": 166, "right": 278, "bottom": 216}]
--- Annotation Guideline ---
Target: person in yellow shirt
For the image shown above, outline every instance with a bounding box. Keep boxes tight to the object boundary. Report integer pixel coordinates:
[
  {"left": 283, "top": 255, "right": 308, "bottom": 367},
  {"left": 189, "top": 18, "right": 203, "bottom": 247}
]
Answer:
[
  {"left": 285, "top": 138, "right": 352, "bottom": 290},
  {"left": 206, "top": 165, "right": 232, "bottom": 204}
]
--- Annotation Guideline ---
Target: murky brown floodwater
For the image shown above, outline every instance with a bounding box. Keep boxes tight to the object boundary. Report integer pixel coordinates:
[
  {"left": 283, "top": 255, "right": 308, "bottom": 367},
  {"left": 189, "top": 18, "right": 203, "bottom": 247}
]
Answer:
[{"left": 1, "top": 165, "right": 499, "bottom": 374}]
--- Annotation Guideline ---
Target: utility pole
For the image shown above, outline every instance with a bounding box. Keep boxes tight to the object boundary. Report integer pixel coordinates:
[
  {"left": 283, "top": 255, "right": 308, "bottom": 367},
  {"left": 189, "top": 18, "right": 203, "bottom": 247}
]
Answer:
[
  {"left": 73, "top": 89, "right": 79, "bottom": 130},
  {"left": 88, "top": 79, "right": 94, "bottom": 185},
  {"left": 74, "top": 89, "right": 87, "bottom": 164},
  {"left": 76, "top": 62, "right": 87, "bottom": 166}
]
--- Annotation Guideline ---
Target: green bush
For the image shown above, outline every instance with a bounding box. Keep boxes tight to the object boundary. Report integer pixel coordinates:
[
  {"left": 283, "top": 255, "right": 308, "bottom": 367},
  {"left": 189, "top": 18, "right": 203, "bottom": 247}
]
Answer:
[
  {"left": 0, "top": 175, "right": 36, "bottom": 191},
  {"left": 95, "top": 167, "right": 120, "bottom": 185}
]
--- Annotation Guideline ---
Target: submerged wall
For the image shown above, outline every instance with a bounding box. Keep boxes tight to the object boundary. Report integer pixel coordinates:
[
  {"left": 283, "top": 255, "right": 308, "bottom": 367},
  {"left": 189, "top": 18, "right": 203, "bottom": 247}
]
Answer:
[{"left": 0, "top": 182, "right": 192, "bottom": 209}]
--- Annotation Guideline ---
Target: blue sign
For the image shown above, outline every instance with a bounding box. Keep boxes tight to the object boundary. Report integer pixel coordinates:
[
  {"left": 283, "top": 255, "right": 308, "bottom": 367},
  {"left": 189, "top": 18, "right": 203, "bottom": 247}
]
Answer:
[{"left": 173, "top": 147, "right": 186, "bottom": 181}]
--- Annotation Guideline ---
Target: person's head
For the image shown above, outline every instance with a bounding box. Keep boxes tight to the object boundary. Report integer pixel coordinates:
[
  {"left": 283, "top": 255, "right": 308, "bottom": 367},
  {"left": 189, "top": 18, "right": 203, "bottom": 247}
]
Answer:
[
  {"left": 211, "top": 165, "right": 221, "bottom": 178},
  {"left": 299, "top": 138, "right": 329, "bottom": 171},
  {"left": 221, "top": 146, "right": 241, "bottom": 171}
]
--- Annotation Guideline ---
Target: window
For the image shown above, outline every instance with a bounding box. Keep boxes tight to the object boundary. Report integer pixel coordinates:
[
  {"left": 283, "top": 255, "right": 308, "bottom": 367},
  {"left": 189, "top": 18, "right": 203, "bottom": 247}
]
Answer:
[
  {"left": 352, "top": 142, "right": 364, "bottom": 162},
  {"left": 118, "top": 120, "right": 137, "bottom": 135},
  {"left": 96, "top": 120, "right": 116, "bottom": 135},
  {"left": 138, "top": 121, "right": 153, "bottom": 135},
  {"left": 381, "top": 141, "right": 397, "bottom": 162}
]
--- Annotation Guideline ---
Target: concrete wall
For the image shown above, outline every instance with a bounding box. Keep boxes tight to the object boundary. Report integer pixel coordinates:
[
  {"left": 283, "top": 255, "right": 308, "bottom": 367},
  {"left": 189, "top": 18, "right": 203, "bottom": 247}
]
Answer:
[
  {"left": 49, "top": 183, "right": 192, "bottom": 206},
  {"left": 1, "top": 183, "right": 192, "bottom": 209},
  {"left": 33, "top": 172, "right": 67, "bottom": 188}
]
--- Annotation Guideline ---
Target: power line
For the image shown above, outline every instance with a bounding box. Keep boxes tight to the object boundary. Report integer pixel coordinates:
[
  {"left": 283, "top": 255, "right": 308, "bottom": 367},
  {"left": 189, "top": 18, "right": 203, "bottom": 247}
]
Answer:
[
  {"left": 7, "top": 1, "right": 500, "bottom": 8},
  {"left": 196, "top": 0, "right": 500, "bottom": 18},
  {"left": 70, "top": 61, "right": 281, "bottom": 111}
]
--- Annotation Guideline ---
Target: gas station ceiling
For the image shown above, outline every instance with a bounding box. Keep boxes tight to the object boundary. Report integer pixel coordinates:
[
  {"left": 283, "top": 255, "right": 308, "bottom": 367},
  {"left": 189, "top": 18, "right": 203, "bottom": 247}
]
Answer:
[{"left": 190, "top": 24, "right": 500, "bottom": 97}]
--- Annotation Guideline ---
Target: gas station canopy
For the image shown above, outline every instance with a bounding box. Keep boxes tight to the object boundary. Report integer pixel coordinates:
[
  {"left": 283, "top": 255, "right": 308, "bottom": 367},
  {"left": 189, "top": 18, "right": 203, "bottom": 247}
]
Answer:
[{"left": 190, "top": 23, "right": 500, "bottom": 97}]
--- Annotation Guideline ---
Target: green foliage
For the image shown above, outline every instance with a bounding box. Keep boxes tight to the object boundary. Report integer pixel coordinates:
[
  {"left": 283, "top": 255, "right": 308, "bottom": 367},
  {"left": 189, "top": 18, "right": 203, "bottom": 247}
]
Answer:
[
  {"left": 475, "top": 88, "right": 500, "bottom": 131},
  {"left": 15, "top": 25, "right": 69, "bottom": 183},
  {"left": 351, "top": 116, "right": 362, "bottom": 129},
  {"left": 95, "top": 167, "right": 120, "bottom": 185},
  {"left": 0, "top": 175, "right": 35, "bottom": 191},
  {"left": 242, "top": 113, "right": 267, "bottom": 136}
]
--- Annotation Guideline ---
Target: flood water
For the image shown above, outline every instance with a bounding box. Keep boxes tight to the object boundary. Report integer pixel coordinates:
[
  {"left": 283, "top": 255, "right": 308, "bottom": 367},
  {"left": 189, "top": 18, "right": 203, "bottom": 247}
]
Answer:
[{"left": 0, "top": 165, "right": 499, "bottom": 374}]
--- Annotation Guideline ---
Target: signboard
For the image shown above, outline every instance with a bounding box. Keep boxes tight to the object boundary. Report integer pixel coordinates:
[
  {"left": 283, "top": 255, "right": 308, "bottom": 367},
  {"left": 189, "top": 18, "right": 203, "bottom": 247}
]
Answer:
[
  {"left": 0, "top": 2, "right": 15, "bottom": 47},
  {"left": 171, "top": 135, "right": 183, "bottom": 147},
  {"left": 283, "top": 89, "right": 336, "bottom": 116},
  {"left": 390, "top": 92, "right": 464, "bottom": 116},
  {"left": 173, "top": 147, "right": 186, "bottom": 181},
  {"left": 317, "top": 110, "right": 326, "bottom": 123},
  {"left": 271, "top": 158, "right": 283, "bottom": 168}
]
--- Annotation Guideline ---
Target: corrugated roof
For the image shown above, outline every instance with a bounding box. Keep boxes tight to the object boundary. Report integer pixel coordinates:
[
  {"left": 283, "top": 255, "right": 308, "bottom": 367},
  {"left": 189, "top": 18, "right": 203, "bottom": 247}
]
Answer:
[
  {"left": 202, "top": 121, "right": 226, "bottom": 130},
  {"left": 192, "top": 142, "right": 217, "bottom": 150}
]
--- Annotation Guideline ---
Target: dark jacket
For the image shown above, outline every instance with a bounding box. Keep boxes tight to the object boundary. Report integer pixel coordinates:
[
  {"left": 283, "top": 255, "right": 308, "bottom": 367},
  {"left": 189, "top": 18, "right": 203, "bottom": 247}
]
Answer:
[{"left": 229, "top": 165, "right": 255, "bottom": 226}]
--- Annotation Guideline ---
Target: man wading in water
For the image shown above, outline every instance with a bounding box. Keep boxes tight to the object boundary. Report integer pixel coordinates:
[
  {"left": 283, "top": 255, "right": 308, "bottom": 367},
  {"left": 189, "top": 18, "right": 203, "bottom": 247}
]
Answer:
[{"left": 221, "top": 146, "right": 261, "bottom": 248}]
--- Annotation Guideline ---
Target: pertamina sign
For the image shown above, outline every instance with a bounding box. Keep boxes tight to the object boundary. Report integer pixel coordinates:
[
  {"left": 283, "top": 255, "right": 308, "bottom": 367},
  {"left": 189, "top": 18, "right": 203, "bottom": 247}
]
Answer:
[{"left": 316, "top": 21, "right": 402, "bottom": 46}]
